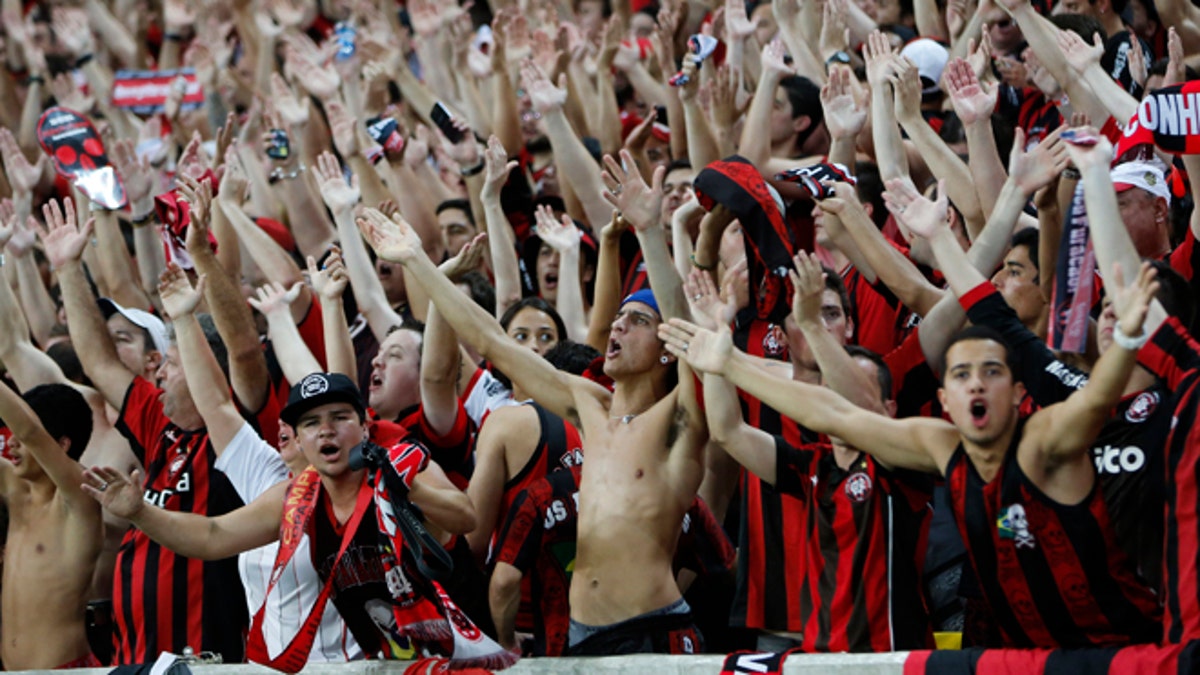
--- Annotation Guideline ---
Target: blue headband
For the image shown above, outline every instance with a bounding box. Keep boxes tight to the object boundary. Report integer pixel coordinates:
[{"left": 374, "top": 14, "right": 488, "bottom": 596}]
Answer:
[{"left": 620, "top": 289, "right": 660, "bottom": 317}]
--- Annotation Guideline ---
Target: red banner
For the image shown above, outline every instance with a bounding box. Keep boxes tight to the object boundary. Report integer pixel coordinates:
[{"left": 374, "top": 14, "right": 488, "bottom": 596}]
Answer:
[{"left": 111, "top": 69, "right": 204, "bottom": 115}]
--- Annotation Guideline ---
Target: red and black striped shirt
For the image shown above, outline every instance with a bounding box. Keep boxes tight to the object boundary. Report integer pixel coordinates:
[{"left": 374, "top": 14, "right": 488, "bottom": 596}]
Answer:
[
  {"left": 113, "top": 378, "right": 248, "bottom": 664},
  {"left": 773, "top": 439, "right": 933, "bottom": 651},
  {"left": 1136, "top": 317, "right": 1200, "bottom": 643},
  {"left": 499, "top": 402, "right": 584, "bottom": 522},
  {"left": 946, "top": 420, "right": 1161, "bottom": 648}
]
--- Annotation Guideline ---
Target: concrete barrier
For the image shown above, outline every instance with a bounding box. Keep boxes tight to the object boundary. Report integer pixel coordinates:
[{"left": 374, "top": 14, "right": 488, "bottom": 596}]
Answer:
[{"left": 42, "top": 653, "right": 911, "bottom": 675}]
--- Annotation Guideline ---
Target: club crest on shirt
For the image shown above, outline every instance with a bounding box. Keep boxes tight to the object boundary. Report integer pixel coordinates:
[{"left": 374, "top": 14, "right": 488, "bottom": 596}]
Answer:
[
  {"left": 1125, "top": 391, "right": 1159, "bottom": 423},
  {"left": 844, "top": 471, "right": 873, "bottom": 503},
  {"left": 997, "top": 504, "right": 1036, "bottom": 549},
  {"left": 762, "top": 324, "right": 786, "bottom": 358}
]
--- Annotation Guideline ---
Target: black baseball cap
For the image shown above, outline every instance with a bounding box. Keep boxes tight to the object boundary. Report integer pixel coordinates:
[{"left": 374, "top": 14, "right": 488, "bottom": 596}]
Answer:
[{"left": 280, "top": 373, "right": 366, "bottom": 427}]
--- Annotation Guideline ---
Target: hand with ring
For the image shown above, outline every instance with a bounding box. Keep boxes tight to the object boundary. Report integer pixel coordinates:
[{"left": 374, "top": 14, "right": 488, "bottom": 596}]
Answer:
[{"left": 82, "top": 466, "right": 147, "bottom": 519}]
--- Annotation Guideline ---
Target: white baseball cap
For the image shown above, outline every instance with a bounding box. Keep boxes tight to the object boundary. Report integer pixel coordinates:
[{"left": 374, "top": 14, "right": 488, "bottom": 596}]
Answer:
[
  {"left": 900, "top": 38, "right": 950, "bottom": 95},
  {"left": 1110, "top": 161, "right": 1171, "bottom": 204},
  {"left": 98, "top": 298, "right": 170, "bottom": 355}
]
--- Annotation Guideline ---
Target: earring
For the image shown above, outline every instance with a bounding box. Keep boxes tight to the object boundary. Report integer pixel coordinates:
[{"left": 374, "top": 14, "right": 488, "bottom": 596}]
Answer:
[{"left": 660, "top": 355, "right": 670, "bottom": 364}]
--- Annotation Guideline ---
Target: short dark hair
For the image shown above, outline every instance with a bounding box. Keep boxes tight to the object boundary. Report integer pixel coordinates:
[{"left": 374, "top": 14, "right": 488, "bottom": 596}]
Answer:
[
  {"left": 822, "top": 265, "right": 854, "bottom": 320},
  {"left": 941, "top": 325, "right": 1020, "bottom": 384},
  {"left": 23, "top": 384, "right": 92, "bottom": 462},
  {"left": 779, "top": 75, "right": 823, "bottom": 125},
  {"left": 845, "top": 345, "right": 893, "bottom": 403},
  {"left": 167, "top": 313, "right": 229, "bottom": 379},
  {"left": 664, "top": 159, "right": 693, "bottom": 175},
  {"left": 46, "top": 342, "right": 90, "bottom": 387},
  {"left": 1049, "top": 13, "right": 1105, "bottom": 42},
  {"left": 1011, "top": 227, "right": 1040, "bottom": 281},
  {"left": 499, "top": 296, "right": 568, "bottom": 340},
  {"left": 385, "top": 318, "right": 427, "bottom": 363},
  {"left": 459, "top": 271, "right": 496, "bottom": 317},
  {"left": 544, "top": 340, "right": 603, "bottom": 375},
  {"left": 854, "top": 162, "right": 887, "bottom": 229},
  {"left": 1146, "top": 259, "right": 1195, "bottom": 329},
  {"left": 436, "top": 198, "right": 476, "bottom": 227}
]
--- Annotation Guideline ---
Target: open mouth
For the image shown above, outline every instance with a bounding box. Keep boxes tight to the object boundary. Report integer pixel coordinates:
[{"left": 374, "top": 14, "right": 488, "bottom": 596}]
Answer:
[
  {"left": 543, "top": 273, "right": 558, "bottom": 289},
  {"left": 606, "top": 338, "right": 622, "bottom": 359},
  {"left": 319, "top": 443, "right": 340, "bottom": 459},
  {"left": 369, "top": 372, "right": 383, "bottom": 391},
  {"left": 969, "top": 399, "right": 989, "bottom": 429}
]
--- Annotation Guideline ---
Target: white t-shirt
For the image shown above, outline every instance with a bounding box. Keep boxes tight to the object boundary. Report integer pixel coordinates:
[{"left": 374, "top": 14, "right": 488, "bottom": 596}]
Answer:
[
  {"left": 461, "top": 368, "right": 518, "bottom": 428},
  {"left": 216, "top": 423, "right": 363, "bottom": 662}
]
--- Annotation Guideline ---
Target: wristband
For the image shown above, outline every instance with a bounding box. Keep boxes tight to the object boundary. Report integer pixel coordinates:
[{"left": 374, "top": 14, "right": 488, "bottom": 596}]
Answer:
[
  {"left": 690, "top": 253, "right": 715, "bottom": 271},
  {"left": 1112, "top": 324, "right": 1149, "bottom": 351},
  {"left": 163, "top": 33, "right": 185, "bottom": 42},
  {"left": 1063, "top": 167, "right": 1081, "bottom": 180},
  {"left": 25, "top": 74, "right": 45, "bottom": 85},
  {"left": 460, "top": 161, "right": 485, "bottom": 177},
  {"left": 74, "top": 53, "right": 95, "bottom": 69}
]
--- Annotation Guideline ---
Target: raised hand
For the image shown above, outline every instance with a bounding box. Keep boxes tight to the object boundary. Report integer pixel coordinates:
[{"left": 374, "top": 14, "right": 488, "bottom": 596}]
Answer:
[
  {"left": 441, "top": 117, "right": 481, "bottom": 169},
  {"left": 1009, "top": 127, "right": 1070, "bottom": 195},
  {"left": 725, "top": 0, "right": 757, "bottom": 40},
  {"left": 0, "top": 200, "right": 18, "bottom": 249},
  {"left": 521, "top": 61, "right": 567, "bottom": 113},
  {"left": 177, "top": 174, "right": 214, "bottom": 232},
  {"left": 307, "top": 248, "right": 349, "bottom": 301},
  {"left": 1165, "top": 27, "right": 1185, "bottom": 87},
  {"left": 657, "top": 318, "right": 733, "bottom": 374},
  {"left": 81, "top": 467, "right": 146, "bottom": 519},
  {"left": 50, "top": 72, "right": 94, "bottom": 113},
  {"left": 158, "top": 263, "right": 207, "bottom": 320},
  {"left": 943, "top": 57, "right": 996, "bottom": 126},
  {"left": 439, "top": 232, "right": 487, "bottom": 281},
  {"left": 1061, "top": 125, "right": 1113, "bottom": 171},
  {"left": 6, "top": 214, "right": 38, "bottom": 258},
  {"left": 287, "top": 46, "right": 341, "bottom": 101},
  {"left": 863, "top": 30, "right": 897, "bottom": 88},
  {"left": 177, "top": 131, "right": 210, "bottom": 181},
  {"left": 790, "top": 250, "right": 834, "bottom": 327},
  {"left": 601, "top": 149, "right": 666, "bottom": 231},
  {"left": 164, "top": 0, "right": 196, "bottom": 31},
  {"left": 533, "top": 206, "right": 580, "bottom": 252},
  {"left": 218, "top": 144, "right": 250, "bottom": 205},
  {"left": 51, "top": 7, "right": 94, "bottom": 57},
  {"left": 964, "top": 32, "right": 994, "bottom": 81},
  {"left": 355, "top": 207, "right": 423, "bottom": 263},
  {"left": 247, "top": 281, "right": 304, "bottom": 317},
  {"left": 0, "top": 128, "right": 47, "bottom": 195},
  {"left": 882, "top": 178, "right": 950, "bottom": 240},
  {"left": 890, "top": 57, "right": 923, "bottom": 120},
  {"left": 684, "top": 267, "right": 736, "bottom": 330},
  {"left": 111, "top": 139, "right": 154, "bottom": 206},
  {"left": 820, "top": 0, "right": 849, "bottom": 58},
  {"left": 271, "top": 73, "right": 311, "bottom": 127},
  {"left": 821, "top": 64, "right": 868, "bottom": 140},
  {"left": 1109, "top": 261, "right": 1159, "bottom": 343},
  {"left": 325, "top": 100, "right": 360, "bottom": 158},
  {"left": 761, "top": 39, "right": 796, "bottom": 78},
  {"left": 1056, "top": 28, "right": 1104, "bottom": 76},
  {"left": 36, "top": 197, "right": 94, "bottom": 268},
  {"left": 312, "top": 151, "right": 361, "bottom": 214}
]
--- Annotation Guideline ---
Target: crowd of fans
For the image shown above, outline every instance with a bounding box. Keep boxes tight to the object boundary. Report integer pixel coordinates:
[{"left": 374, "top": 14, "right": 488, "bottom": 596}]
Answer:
[{"left": 2, "top": 0, "right": 1200, "bottom": 668}]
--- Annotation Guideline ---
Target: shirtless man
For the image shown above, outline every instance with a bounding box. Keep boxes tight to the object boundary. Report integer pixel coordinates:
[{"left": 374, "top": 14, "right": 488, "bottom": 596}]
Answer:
[
  {"left": 661, "top": 260, "right": 1163, "bottom": 648},
  {"left": 0, "top": 383, "right": 100, "bottom": 669},
  {"left": 357, "top": 151, "right": 710, "bottom": 655}
]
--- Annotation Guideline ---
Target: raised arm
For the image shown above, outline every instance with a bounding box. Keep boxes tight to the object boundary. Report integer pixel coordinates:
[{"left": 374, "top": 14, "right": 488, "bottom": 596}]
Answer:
[
  {"left": 943, "top": 58, "right": 1007, "bottom": 218},
  {"left": 586, "top": 212, "right": 630, "bottom": 352},
  {"left": 358, "top": 208, "right": 611, "bottom": 424},
  {"left": 1021, "top": 262, "right": 1158, "bottom": 496},
  {"left": 660, "top": 319, "right": 952, "bottom": 473},
  {"left": 83, "top": 465, "right": 285, "bottom": 559},
  {"left": 180, "top": 176, "right": 271, "bottom": 414},
  {"left": 37, "top": 199, "right": 135, "bottom": 409},
  {"left": 479, "top": 138, "right": 524, "bottom": 315},
  {"left": 306, "top": 250, "right": 356, "bottom": 379},
  {"left": 157, "top": 263, "right": 244, "bottom": 455},
  {"left": 1066, "top": 129, "right": 1169, "bottom": 336},
  {"left": 248, "top": 282, "right": 323, "bottom": 385},
  {"left": 790, "top": 251, "right": 886, "bottom": 412},
  {"left": 0, "top": 382, "right": 95, "bottom": 507},
  {"left": 534, "top": 206, "right": 588, "bottom": 341},
  {"left": 311, "top": 151, "right": 405, "bottom": 341},
  {"left": 603, "top": 151, "right": 689, "bottom": 321}
]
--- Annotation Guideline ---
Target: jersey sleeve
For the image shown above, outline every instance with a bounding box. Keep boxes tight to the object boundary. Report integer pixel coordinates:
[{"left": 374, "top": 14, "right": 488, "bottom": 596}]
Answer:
[
  {"left": 214, "top": 422, "right": 291, "bottom": 502},
  {"left": 960, "top": 281, "right": 1086, "bottom": 406},
  {"left": 116, "top": 376, "right": 170, "bottom": 465},
  {"left": 673, "top": 498, "right": 736, "bottom": 576},
  {"left": 1138, "top": 316, "right": 1200, "bottom": 390},
  {"left": 415, "top": 402, "right": 474, "bottom": 489},
  {"left": 461, "top": 368, "right": 514, "bottom": 429},
  {"left": 773, "top": 436, "right": 819, "bottom": 498}
]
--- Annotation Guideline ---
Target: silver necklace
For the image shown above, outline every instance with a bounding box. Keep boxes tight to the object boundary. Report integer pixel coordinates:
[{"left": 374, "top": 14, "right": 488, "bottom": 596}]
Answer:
[{"left": 611, "top": 414, "right": 637, "bottom": 424}]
